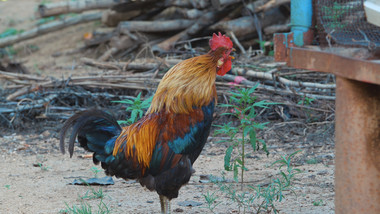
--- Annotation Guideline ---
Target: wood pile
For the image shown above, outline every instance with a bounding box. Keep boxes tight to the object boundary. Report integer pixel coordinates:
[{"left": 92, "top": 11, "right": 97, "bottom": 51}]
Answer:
[
  {"left": 0, "top": 0, "right": 291, "bottom": 54},
  {"left": 0, "top": 0, "right": 338, "bottom": 131}
]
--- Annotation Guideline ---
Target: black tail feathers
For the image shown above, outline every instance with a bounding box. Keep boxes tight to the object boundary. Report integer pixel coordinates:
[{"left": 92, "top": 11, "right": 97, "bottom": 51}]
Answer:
[{"left": 60, "top": 109, "right": 121, "bottom": 158}]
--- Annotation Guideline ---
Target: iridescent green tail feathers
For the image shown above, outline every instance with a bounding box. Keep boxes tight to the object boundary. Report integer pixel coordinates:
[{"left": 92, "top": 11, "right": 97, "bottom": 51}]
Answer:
[{"left": 59, "top": 109, "right": 121, "bottom": 159}]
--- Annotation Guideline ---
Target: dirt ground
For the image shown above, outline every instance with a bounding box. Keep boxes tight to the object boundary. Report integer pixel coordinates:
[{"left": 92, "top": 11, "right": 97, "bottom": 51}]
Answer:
[
  {"left": 0, "top": 1, "right": 335, "bottom": 213},
  {"left": 0, "top": 127, "right": 335, "bottom": 214}
]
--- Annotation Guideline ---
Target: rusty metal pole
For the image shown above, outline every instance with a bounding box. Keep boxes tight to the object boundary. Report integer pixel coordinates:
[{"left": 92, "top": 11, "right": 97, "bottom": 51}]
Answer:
[{"left": 335, "top": 77, "right": 380, "bottom": 213}]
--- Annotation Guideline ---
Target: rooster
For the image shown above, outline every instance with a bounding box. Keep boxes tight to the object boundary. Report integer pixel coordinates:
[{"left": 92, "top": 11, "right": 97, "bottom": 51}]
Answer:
[{"left": 60, "top": 33, "right": 234, "bottom": 213}]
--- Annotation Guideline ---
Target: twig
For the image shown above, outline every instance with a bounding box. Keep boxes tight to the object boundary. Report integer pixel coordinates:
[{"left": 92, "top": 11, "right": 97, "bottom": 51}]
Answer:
[
  {"left": 229, "top": 31, "right": 246, "bottom": 54},
  {"left": 6, "top": 85, "right": 39, "bottom": 101},
  {"left": 0, "top": 95, "right": 58, "bottom": 114}
]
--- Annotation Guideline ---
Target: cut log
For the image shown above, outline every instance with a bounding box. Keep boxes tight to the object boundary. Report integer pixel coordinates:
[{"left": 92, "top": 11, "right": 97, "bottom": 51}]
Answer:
[
  {"left": 155, "top": 9, "right": 230, "bottom": 51},
  {"left": 98, "top": 35, "right": 138, "bottom": 61},
  {"left": 255, "top": 0, "right": 290, "bottom": 13},
  {"left": 102, "top": 9, "right": 142, "bottom": 27},
  {"left": 36, "top": 0, "right": 121, "bottom": 18},
  {"left": 210, "top": 8, "right": 288, "bottom": 38},
  {"left": 80, "top": 57, "right": 180, "bottom": 71},
  {"left": 263, "top": 23, "right": 290, "bottom": 35},
  {"left": 118, "top": 19, "right": 195, "bottom": 33},
  {"left": 165, "top": 0, "right": 240, "bottom": 9}
]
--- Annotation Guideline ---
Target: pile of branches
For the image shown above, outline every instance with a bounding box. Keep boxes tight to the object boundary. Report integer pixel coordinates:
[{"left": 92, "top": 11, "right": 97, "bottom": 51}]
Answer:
[
  {"left": 0, "top": 57, "right": 336, "bottom": 131},
  {"left": 0, "top": 0, "right": 337, "bottom": 132},
  {"left": 0, "top": 0, "right": 291, "bottom": 58}
]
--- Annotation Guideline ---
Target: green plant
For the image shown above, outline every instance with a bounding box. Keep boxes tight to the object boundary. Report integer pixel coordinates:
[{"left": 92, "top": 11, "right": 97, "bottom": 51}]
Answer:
[
  {"left": 0, "top": 45, "right": 17, "bottom": 59},
  {"left": 202, "top": 191, "right": 221, "bottom": 214},
  {"left": 60, "top": 200, "right": 110, "bottom": 214},
  {"left": 215, "top": 85, "right": 276, "bottom": 187},
  {"left": 252, "top": 150, "right": 302, "bottom": 213},
  {"left": 37, "top": 16, "right": 56, "bottom": 25},
  {"left": 61, "top": 202, "right": 92, "bottom": 214},
  {"left": 33, "top": 63, "right": 43, "bottom": 74},
  {"left": 79, "top": 179, "right": 105, "bottom": 200},
  {"left": 298, "top": 96, "right": 315, "bottom": 106},
  {"left": 61, "top": 179, "right": 110, "bottom": 214},
  {"left": 37, "top": 162, "right": 50, "bottom": 171},
  {"left": 113, "top": 92, "right": 153, "bottom": 125},
  {"left": 90, "top": 167, "right": 102, "bottom": 178},
  {"left": 0, "top": 28, "right": 24, "bottom": 39},
  {"left": 255, "top": 39, "right": 274, "bottom": 56},
  {"left": 306, "top": 158, "right": 319, "bottom": 165},
  {"left": 312, "top": 199, "right": 324, "bottom": 206},
  {"left": 39, "top": 0, "right": 52, "bottom": 6},
  {"left": 209, "top": 150, "right": 302, "bottom": 213},
  {"left": 80, "top": 188, "right": 105, "bottom": 200},
  {"left": 4, "top": 185, "right": 10, "bottom": 189}
]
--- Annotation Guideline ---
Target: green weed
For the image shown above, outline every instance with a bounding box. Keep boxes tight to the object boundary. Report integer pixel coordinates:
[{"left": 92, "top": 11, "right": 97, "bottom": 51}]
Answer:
[
  {"left": 36, "top": 162, "right": 50, "bottom": 171},
  {"left": 60, "top": 200, "right": 110, "bottom": 214},
  {"left": 80, "top": 188, "right": 105, "bottom": 200},
  {"left": 0, "top": 45, "right": 17, "bottom": 59},
  {"left": 298, "top": 96, "right": 315, "bottom": 106},
  {"left": 79, "top": 179, "right": 105, "bottom": 200},
  {"left": 207, "top": 150, "right": 302, "bottom": 213},
  {"left": 90, "top": 167, "right": 102, "bottom": 178},
  {"left": 113, "top": 92, "right": 153, "bottom": 125},
  {"left": 312, "top": 199, "right": 324, "bottom": 206},
  {"left": 215, "top": 85, "right": 277, "bottom": 187},
  {"left": 0, "top": 28, "right": 24, "bottom": 39},
  {"left": 306, "top": 158, "right": 319, "bottom": 165},
  {"left": 202, "top": 191, "right": 221, "bottom": 214},
  {"left": 61, "top": 179, "right": 110, "bottom": 214}
]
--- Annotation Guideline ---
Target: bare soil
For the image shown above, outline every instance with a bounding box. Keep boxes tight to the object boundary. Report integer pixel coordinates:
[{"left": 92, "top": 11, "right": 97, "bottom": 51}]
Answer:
[{"left": 0, "top": 1, "right": 335, "bottom": 213}]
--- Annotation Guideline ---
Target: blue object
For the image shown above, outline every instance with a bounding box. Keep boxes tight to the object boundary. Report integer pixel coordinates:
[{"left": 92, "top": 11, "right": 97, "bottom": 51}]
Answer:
[{"left": 291, "top": 0, "right": 312, "bottom": 46}]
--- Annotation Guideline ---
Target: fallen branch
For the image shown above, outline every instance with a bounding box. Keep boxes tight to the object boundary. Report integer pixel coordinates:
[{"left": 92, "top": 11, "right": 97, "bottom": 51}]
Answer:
[
  {"left": 0, "top": 12, "right": 102, "bottom": 48},
  {"left": 80, "top": 57, "right": 180, "bottom": 71},
  {"left": 229, "top": 31, "right": 246, "bottom": 54},
  {"left": 263, "top": 23, "right": 291, "bottom": 35},
  {"left": 255, "top": 0, "right": 290, "bottom": 13},
  {"left": 102, "top": 9, "right": 141, "bottom": 27},
  {"left": 210, "top": 8, "right": 287, "bottom": 38},
  {"left": 233, "top": 67, "right": 336, "bottom": 89},
  {"left": 97, "top": 35, "right": 138, "bottom": 61},
  {"left": 36, "top": 0, "right": 120, "bottom": 18},
  {"left": 155, "top": 10, "right": 229, "bottom": 51},
  {"left": 0, "top": 94, "right": 58, "bottom": 114},
  {"left": 6, "top": 85, "right": 39, "bottom": 101},
  {"left": 220, "top": 74, "right": 335, "bottom": 100},
  {"left": 118, "top": 19, "right": 195, "bottom": 33}
]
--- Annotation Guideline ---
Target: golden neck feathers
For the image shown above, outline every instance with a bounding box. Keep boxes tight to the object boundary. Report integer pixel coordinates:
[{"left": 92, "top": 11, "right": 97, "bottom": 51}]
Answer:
[{"left": 148, "top": 54, "right": 218, "bottom": 114}]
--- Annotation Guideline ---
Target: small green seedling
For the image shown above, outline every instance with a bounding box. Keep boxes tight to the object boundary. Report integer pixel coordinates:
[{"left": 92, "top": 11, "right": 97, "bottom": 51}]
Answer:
[{"left": 113, "top": 92, "right": 153, "bottom": 125}]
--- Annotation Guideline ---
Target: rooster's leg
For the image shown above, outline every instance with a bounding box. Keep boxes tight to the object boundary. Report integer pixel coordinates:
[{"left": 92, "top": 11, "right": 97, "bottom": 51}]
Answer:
[{"left": 159, "top": 195, "right": 171, "bottom": 214}]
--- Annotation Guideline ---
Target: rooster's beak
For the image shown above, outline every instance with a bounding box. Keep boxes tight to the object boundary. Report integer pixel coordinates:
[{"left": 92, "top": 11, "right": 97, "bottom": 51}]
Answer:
[{"left": 229, "top": 48, "right": 236, "bottom": 60}]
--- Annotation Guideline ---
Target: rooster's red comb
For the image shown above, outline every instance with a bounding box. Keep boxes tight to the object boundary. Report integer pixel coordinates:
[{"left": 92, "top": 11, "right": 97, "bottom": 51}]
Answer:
[{"left": 209, "top": 32, "right": 233, "bottom": 51}]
